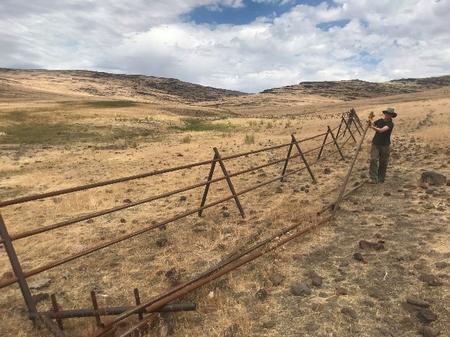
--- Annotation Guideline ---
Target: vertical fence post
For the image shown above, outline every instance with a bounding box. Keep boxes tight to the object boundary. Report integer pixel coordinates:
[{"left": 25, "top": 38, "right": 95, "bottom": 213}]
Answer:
[
  {"left": 335, "top": 115, "right": 344, "bottom": 138},
  {"left": 51, "top": 294, "right": 64, "bottom": 331},
  {"left": 291, "top": 135, "right": 317, "bottom": 184},
  {"left": 90, "top": 291, "right": 104, "bottom": 328},
  {"left": 280, "top": 139, "right": 294, "bottom": 182},
  {"left": 333, "top": 112, "right": 374, "bottom": 215},
  {"left": 351, "top": 108, "right": 364, "bottom": 129},
  {"left": 0, "top": 213, "right": 38, "bottom": 320},
  {"left": 341, "top": 116, "right": 357, "bottom": 143},
  {"left": 317, "top": 128, "right": 330, "bottom": 160},
  {"left": 214, "top": 147, "right": 246, "bottom": 219},
  {"left": 348, "top": 110, "right": 362, "bottom": 135},
  {"left": 198, "top": 153, "right": 217, "bottom": 217},
  {"left": 327, "top": 126, "right": 345, "bottom": 160},
  {"left": 133, "top": 288, "right": 144, "bottom": 321}
]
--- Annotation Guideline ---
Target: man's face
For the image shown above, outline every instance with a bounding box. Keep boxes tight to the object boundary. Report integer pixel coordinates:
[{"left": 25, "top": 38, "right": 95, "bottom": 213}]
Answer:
[{"left": 383, "top": 113, "right": 392, "bottom": 120}]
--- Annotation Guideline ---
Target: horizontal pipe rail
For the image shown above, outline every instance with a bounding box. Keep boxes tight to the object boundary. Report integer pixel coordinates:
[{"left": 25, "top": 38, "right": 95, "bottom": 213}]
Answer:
[
  {"left": 3, "top": 139, "right": 335, "bottom": 244},
  {"left": 0, "top": 130, "right": 332, "bottom": 209},
  {"left": 0, "top": 134, "right": 349, "bottom": 289},
  {"left": 0, "top": 162, "right": 315, "bottom": 289},
  {"left": 0, "top": 142, "right": 296, "bottom": 208},
  {"left": 44, "top": 303, "right": 196, "bottom": 319}
]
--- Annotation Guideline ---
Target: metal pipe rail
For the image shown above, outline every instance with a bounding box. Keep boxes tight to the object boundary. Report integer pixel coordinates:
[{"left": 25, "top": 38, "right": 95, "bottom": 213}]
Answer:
[
  {"left": 0, "top": 130, "right": 334, "bottom": 208},
  {"left": 0, "top": 134, "right": 348, "bottom": 289},
  {"left": 1, "top": 139, "right": 335, "bottom": 245}
]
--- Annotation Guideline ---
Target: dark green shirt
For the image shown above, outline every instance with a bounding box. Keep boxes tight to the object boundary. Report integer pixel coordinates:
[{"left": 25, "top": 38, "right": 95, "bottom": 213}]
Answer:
[{"left": 372, "top": 119, "right": 394, "bottom": 146}]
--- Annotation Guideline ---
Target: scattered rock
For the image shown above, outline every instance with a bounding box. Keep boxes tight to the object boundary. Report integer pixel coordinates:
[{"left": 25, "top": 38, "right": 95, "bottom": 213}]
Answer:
[
  {"left": 261, "top": 320, "right": 276, "bottom": 329},
  {"left": 290, "top": 282, "right": 312, "bottom": 296},
  {"left": 29, "top": 278, "right": 51, "bottom": 290},
  {"left": 179, "top": 195, "right": 187, "bottom": 202},
  {"left": 335, "top": 287, "right": 348, "bottom": 295},
  {"left": 359, "top": 240, "right": 385, "bottom": 250},
  {"left": 32, "top": 293, "right": 50, "bottom": 304},
  {"left": 309, "top": 271, "right": 323, "bottom": 287},
  {"left": 421, "top": 171, "right": 447, "bottom": 186},
  {"left": 368, "top": 287, "right": 386, "bottom": 300},
  {"left": 341, "top": 307, "right": 358, "bottom": 319},
  {"left": 275, "top": 186, "right": 283, "bottom": 193},
  {"left": 324, "top": 168, "right": 332, "bottom": 174},
  {"left": 419, "top": 273, "right": 443, "bottom": 286},
  {"left": 156, "top": 237, "right": 168, "bottom": 248},
  {"left": 419, "top": 326, "right": 440, "bottom": 337},
  {"left": 255, "top": 288, "right": 268, "bottom": 302},
  {"left": 353, "top": 252, "right": 366, "bottom": 263},
  {"left": 120, "top": 218, "right": 127, "bottom": 223},
  {"left": 222, "top": 211, "right": 230, "bottom": 218},
  {"left": 435, "top": 261, "right": 449, "bottom": 269},
  {"left": 123, "top": 198, "right": 132, "bottom": 204},
  {"left": 417, "top": 308, "right": 438, "bottom": 323},
  {"left": 165, "top": 268, "right": 181, "bottom": 286},
  {"left": 407, "top": 297, "right": 431, "bottom": 308},
  {"left": 269, "top": 273, "right": 284, "bottom": 286}
]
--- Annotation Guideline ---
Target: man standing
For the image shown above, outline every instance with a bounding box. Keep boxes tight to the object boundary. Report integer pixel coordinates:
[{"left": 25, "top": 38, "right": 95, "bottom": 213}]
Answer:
[{"left": 369, "top": 108, "right": 397, "bottom": 184}]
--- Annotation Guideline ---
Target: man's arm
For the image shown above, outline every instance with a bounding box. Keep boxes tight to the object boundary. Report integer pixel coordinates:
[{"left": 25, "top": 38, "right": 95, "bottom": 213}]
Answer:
[{"left": 371, "top": 125, "right": 390, "bottom": 133}]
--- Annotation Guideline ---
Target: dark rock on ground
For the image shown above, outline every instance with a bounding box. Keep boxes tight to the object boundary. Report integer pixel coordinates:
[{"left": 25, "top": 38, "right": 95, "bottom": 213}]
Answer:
[
  {"left": 156, "top": 237, "right": 168, "bottom": 247},
  {"left": 261, "top": 320, "right": 276, "bottom": 329},
  {"left": 419, "top": 326, "right": 440, "bottom": 337},
  {"left": 359, "top": 240, "right": 385, "bottom": 250},
  {"left": 417, "top": 308, "right": 438, "bottom": 323},
  {"left": 309, "top": 271, "right": 323, "bottom": 287},
  {"left": 165, "top": 268, "right": 181, "bottom": 286},
  {"left": 407, "top": 297, "right": 431, "bottom": 308},
  {"left": 353, "top": 252, "right": 366, "bottom": 263},
  {"left": 255, "top": 288, "right": 268, "bottom": 302},
  {"left": 335, "top": 287, "right": 348, "bottom": 295},
  {"left": 290, "top": 282, "right": 312, "bottom": 296},
  {"left": 435, "top": 261, "right": 449, "bottom": 269},
  {"left": 419, "top": 273, "right": 443, "bottom": 286},
  {"left": 269, "top": 273, "right": 284, "bottom": 286},
  {"left": 421, "top": 171, "right": 447, "bottom": 186},
  {"left": 32, "top": 293, "right": 50, "bottom": 304},
  {"left": 368, "top": 287, "right": 386, "bottom": 300},
  {"left": 341, "top": 307, "right": 358, "bottom": 319}
]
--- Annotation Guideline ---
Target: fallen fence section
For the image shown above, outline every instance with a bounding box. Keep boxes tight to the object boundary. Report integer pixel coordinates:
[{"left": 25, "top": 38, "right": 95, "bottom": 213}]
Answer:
[{"left": 0, "top": 109, "right": 365, "bottom": 337}]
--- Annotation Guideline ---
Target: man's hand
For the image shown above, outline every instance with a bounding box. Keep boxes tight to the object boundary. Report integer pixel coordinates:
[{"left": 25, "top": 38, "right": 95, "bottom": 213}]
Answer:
[{"left": 371, "top": 125, "right": 390, "bottom": 133}]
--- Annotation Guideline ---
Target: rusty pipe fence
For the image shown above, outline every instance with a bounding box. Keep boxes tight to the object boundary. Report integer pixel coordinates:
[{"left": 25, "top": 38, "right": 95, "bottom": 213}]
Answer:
[{"left": 0, "top": 109, "right": 363, "bottom": 337}]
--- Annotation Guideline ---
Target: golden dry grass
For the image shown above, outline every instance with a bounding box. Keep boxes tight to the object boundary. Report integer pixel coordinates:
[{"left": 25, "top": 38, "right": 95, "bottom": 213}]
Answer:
[{"left": 0, "top": 74, "right": 449, "bottom": 337}]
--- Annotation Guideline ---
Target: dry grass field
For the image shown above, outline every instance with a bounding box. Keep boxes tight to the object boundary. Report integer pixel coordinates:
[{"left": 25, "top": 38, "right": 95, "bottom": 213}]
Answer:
[{"left": 0, "top": 70, "right": 449, "bottom": 337}]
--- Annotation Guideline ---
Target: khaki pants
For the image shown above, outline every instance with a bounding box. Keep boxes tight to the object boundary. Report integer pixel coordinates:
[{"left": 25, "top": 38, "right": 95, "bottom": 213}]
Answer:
[{"left": 369, "top": 144, "right": 390, "bottom": 183}]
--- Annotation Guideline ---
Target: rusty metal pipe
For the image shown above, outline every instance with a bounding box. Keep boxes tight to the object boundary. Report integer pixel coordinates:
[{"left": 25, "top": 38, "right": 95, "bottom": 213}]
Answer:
[
  {"left": 0, "top": 162, "right": 312, "bottom": 289},
  {"left": 44, "top": 303, "right": 196, "bottom": 319},
  {"left": 5, "top": 151, "right": 307, "bottom": 243}
]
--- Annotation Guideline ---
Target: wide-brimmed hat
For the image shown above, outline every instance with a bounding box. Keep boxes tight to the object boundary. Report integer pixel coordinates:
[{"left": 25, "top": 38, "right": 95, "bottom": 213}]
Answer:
[{"left": 382, "top": 107, "right": 397, "bottom": 118}]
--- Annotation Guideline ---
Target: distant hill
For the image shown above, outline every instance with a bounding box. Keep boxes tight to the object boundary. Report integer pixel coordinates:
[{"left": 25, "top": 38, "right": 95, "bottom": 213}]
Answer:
[
  {"left": 262, "top": 76, "right": 450, "bottom": 100},
  {"left": 1, "top": 68, "right": 449, "bottom": 104},
  {"left": 0, "top": 68, "right": 246, "bottom": 103}
]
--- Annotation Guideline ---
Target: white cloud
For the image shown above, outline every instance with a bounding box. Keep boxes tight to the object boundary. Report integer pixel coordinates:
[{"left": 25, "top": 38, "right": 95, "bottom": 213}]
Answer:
[{"left": 0, "top": 0, "right": 449, "bottom": 92}]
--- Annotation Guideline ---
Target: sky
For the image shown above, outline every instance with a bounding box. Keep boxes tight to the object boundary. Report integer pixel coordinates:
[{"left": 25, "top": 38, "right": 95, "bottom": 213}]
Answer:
[{"left": 0, "top": 0, "right": 449, "bottom": 92}]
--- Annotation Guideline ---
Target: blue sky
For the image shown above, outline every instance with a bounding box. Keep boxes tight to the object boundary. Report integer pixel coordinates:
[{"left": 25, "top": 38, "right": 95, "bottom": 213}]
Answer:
[
  {"left": 1, "top": 0, "right": 449, "bottom": 92},
  {"left": 188, "top": 0, "right": 333, "bottom": 25}
]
